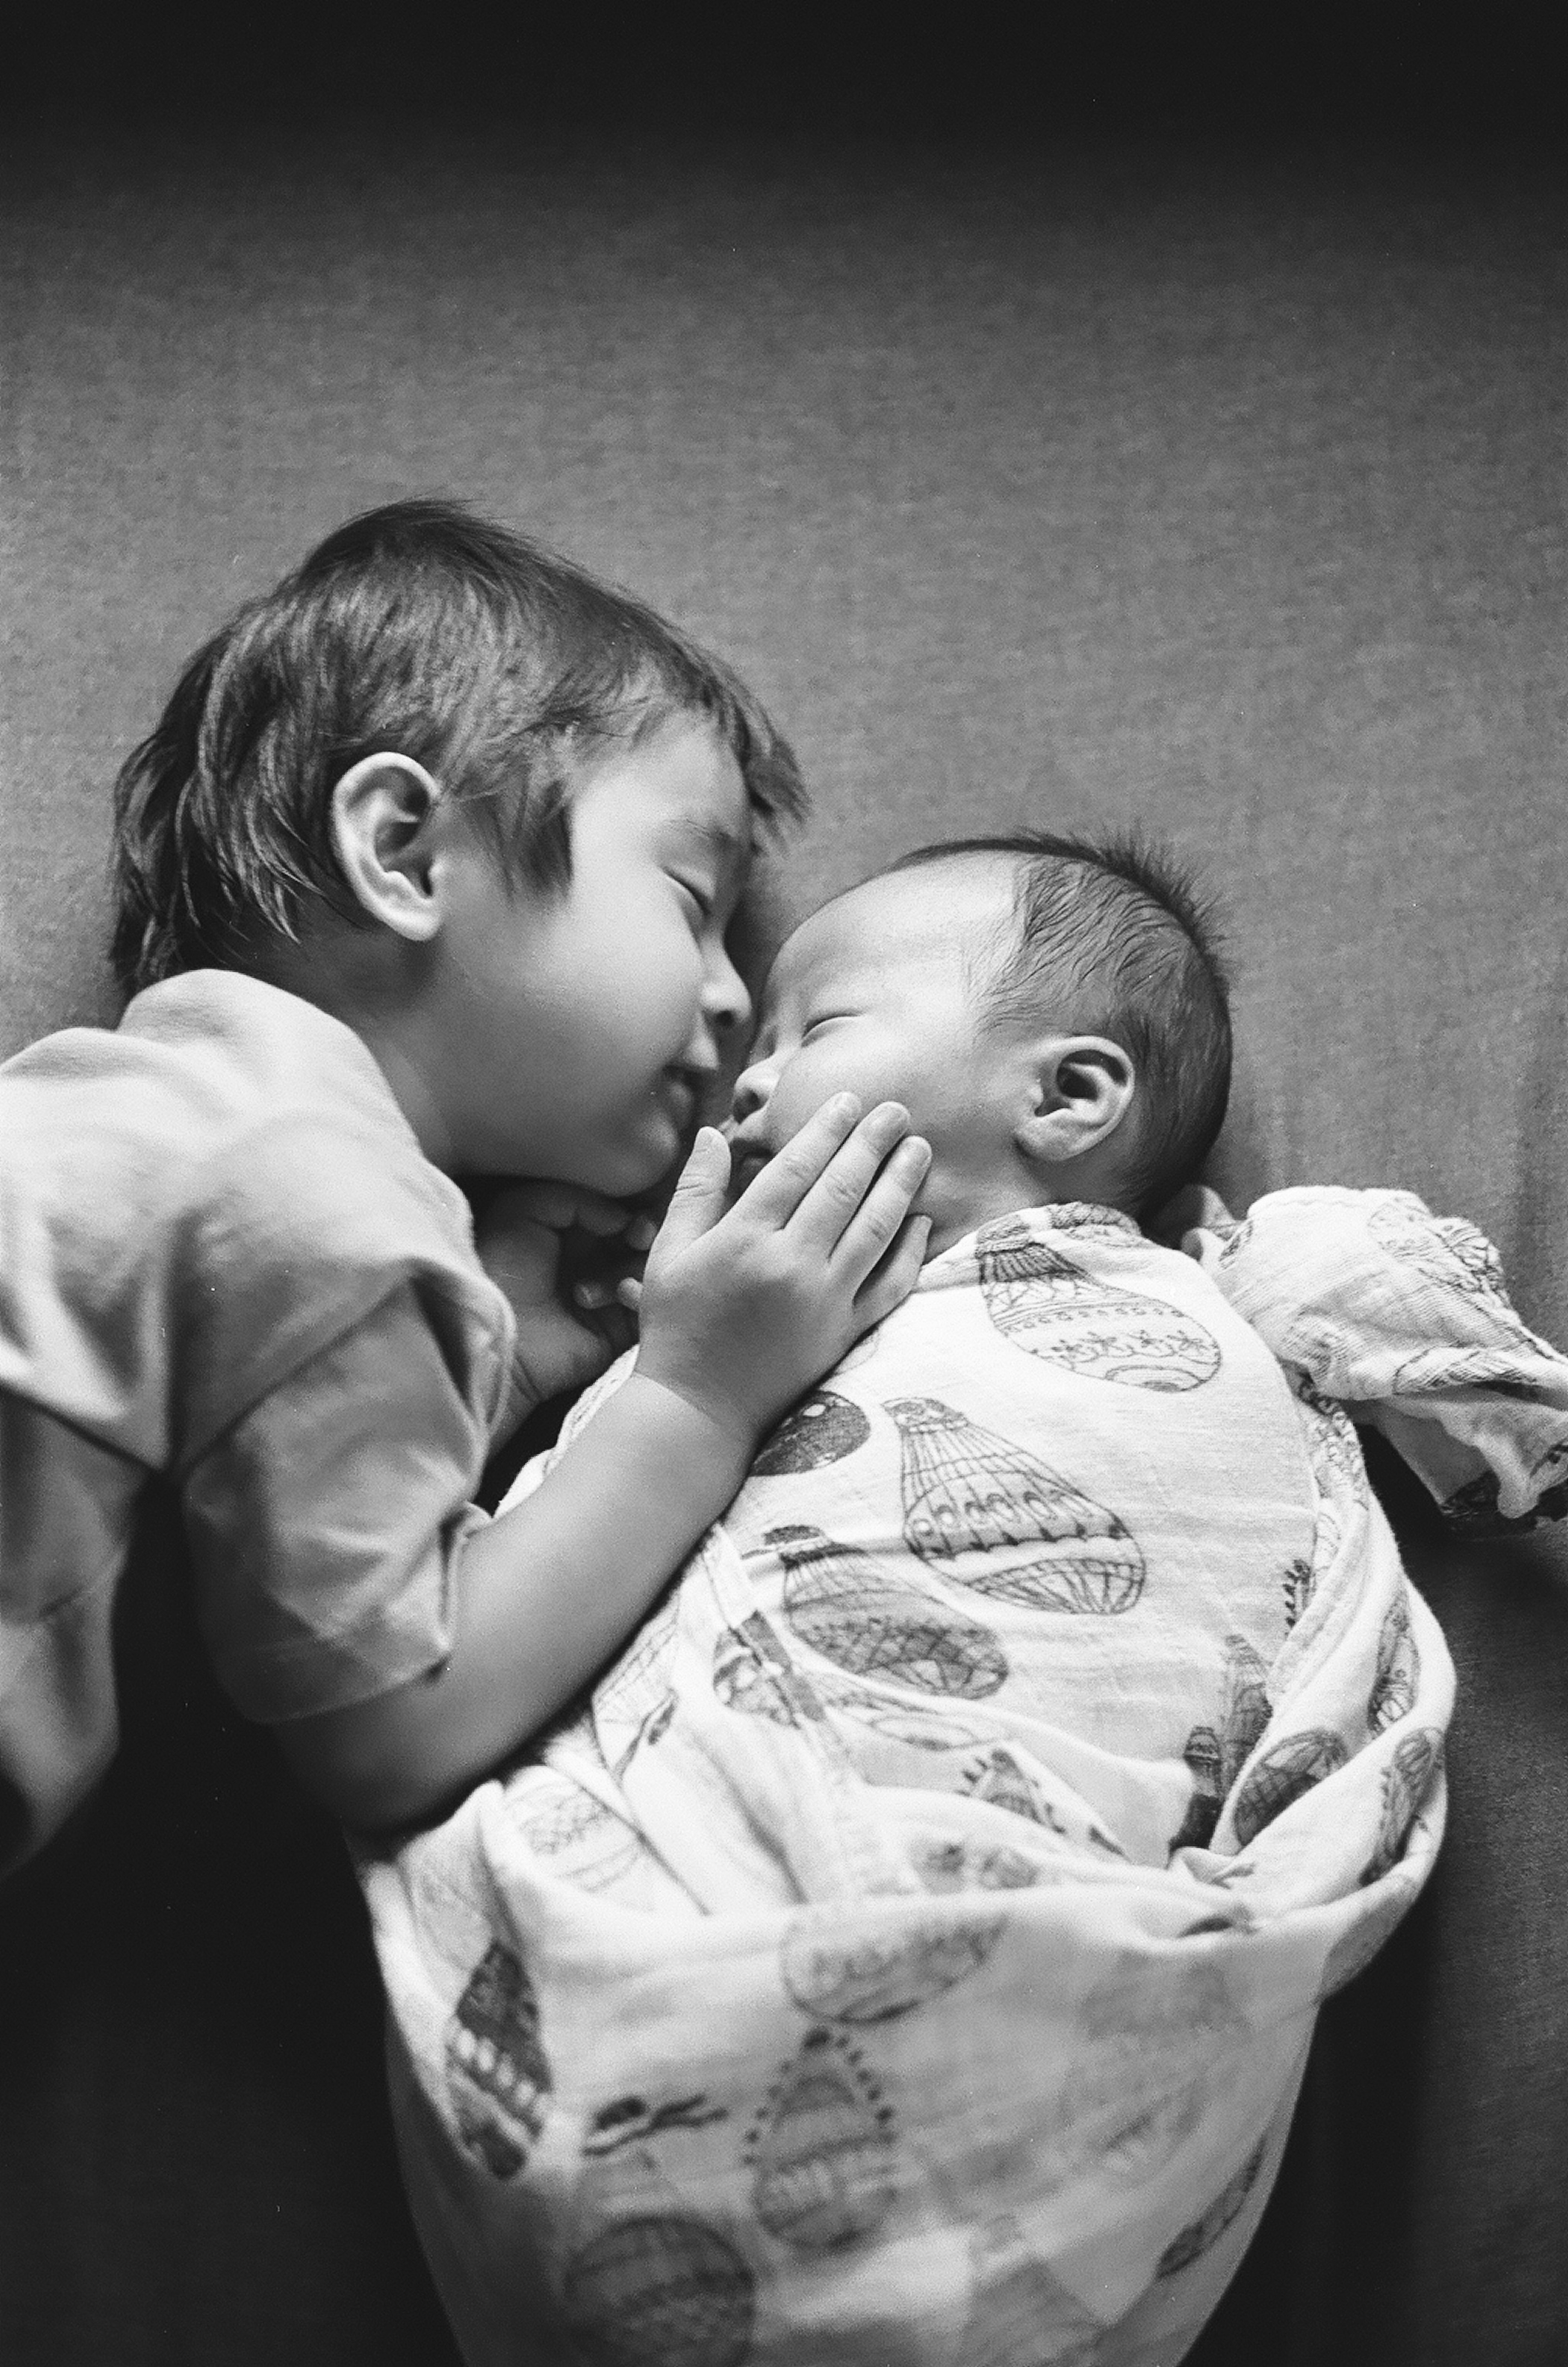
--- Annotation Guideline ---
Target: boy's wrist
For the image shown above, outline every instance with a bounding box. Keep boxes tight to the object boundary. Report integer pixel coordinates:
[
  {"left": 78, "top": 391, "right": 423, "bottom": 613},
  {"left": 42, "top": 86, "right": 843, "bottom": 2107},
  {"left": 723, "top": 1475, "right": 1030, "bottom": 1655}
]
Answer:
[{"left": 617, "top": 1366, "right": 759, "bottom": 1496}]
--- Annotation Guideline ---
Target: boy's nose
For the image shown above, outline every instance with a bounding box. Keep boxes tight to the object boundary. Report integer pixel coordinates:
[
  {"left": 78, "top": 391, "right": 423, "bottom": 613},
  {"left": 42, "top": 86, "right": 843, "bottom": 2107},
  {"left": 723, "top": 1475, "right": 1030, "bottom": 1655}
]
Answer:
[{"left": 704, "top": 949, "right": 753, "bottom": 1040}]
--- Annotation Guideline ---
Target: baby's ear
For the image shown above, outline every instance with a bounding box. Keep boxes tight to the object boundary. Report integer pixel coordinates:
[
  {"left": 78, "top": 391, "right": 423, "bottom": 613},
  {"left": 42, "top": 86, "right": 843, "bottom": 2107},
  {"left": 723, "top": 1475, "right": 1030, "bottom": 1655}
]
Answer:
[
  {"left": 330, "top": 754, "right": 445, "bottom": 940},
  {"left": 1013, "top": 1036, "right": 1136, "bottom": 1170}
]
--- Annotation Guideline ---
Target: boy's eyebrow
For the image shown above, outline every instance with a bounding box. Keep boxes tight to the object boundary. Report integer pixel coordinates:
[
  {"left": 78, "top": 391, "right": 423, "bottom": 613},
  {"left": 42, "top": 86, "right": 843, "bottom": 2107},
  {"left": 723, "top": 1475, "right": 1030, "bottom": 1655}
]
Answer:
[{"left": 669, "top": 818, "right": 751, "bottom": 872}]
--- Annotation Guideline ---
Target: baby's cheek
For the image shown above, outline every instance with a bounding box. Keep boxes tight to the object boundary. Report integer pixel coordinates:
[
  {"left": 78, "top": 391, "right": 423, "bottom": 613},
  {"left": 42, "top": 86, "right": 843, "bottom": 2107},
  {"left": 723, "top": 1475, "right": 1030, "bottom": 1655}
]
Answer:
[{"left": 766, "top": 1061, "right": 836, "bottom": 1141}]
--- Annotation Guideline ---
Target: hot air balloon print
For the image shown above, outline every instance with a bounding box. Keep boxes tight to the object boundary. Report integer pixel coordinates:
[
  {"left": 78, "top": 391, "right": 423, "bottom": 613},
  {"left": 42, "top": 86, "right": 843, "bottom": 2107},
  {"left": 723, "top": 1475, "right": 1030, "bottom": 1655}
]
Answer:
[
  {"left": 1050, "top": 1953, "right": 1248, "bottom": 2191},
  {"left": 1283, "top": 1557, "right": 1315, "bottom": 1630},
  {"left": 511, "top": 1769, "right": 646, "bottom": 1894},
  {"left": 1439, "top": 1469, "right": 1568, "bottom": 1536},
  {"left": 780, "top": 1901, "right": 1004, "bottom": 2024},
  {"left": 1230, "top": 1727, "right": 1348, "bottom": 1850},
  {"left": 763, "top": 1523, "right": 1011, "bottom": 1696},
  {"left": 1390, "top": 1344, "right": 1543, "bottom": 1397},
  {"left": 975, "top": 1213, "right": 1221, "bottom": 1390},
  {"left": 1173, "top": 1635, "right": 1272, "bottom": 1850},
  {"left": 956, "top": 2214, "right": 1104, "bottom": 2367},
  {"left": 711, "top": 1611, "right": 828, "bottom": 1726},
  {"left": 745, "top": 2026, "right": 898, "bottom": 2250},
  {"left": 915, "top": 1837, "right": 1042, "bottom": 1892},
  {"left": 1292, "top": 1374, "right": 1369, "bottom": 1501},
  {"left": 1215, "top": 1215, "right": 1257, "bottom": 1266},
  {"left": 959, "top": 1743, "right": 1070, "bottom": 1837},
  {"left": 1368, "top": 1195, "right": 1515, "bottom": 1307},
  {"left": 595, "top": 1593, "right": 679, "bottom": 1774},
  {"left": 444, "top": 1941, "right": 552, "bottom": 2181},
  {"left": 563, "top": 2212, "right": 755, "bottom": 2367},
  {"left": 1368, "top": 1593, "right": 1420, "bottom": 1733},
  {"left": 1156, "top": 2140, "right": 1267, "bottom": 2277},
  {"left": 752, "top": 1388, "right": 872, "bottom": 1475},
  {"left": 561, "top": 2127, "right": 755, "bottom": 2367},
  {"left": 1361, "top": 1727, "right": 1444, "bottom": 1886},
  {"left": 889, "top": 1397, "right": 1145, "bottom": 1613},
  {"left": 811, "top": 1671, "right": 1002, "bottom": 1751},
  {"left": 1291, "top": 1373, "right": 1368, "bottom": 1587}
]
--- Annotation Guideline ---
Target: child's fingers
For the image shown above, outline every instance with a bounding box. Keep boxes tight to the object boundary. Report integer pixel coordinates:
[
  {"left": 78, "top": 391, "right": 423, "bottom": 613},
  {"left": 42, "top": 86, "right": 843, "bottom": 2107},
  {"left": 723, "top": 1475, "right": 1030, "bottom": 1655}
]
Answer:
[
  {"left": 850, "top": 1211, "right": 934, "bottom": 1331},
  {"left": 730, "top": 1092, "right": 865, "bottom": 1225},
  {"left": 780, "top": 1102, "right": 921, "bottom": 1255},
  {"left": 577, "top": 1273, "right": 646, "bottom": 1314},
  {"left": 824, "top": 1133, "right": 932, "bottom": 1282},
  {"left": 737, "top": 1094, "right": 894, "bottom": 1234},
  {"left": 649, "top": 1127, "right": 733, "bottom": 1257}
]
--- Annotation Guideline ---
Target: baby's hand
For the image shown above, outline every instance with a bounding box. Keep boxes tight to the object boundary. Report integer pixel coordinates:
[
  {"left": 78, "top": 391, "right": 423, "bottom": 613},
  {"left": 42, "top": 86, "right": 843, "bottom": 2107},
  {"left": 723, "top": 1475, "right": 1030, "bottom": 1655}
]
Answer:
[
  {"left": 633, "top": 1095, "right": 932, "bottom": 1453},
  {"left": 476, "top": 1183, "right": 652, "bottom": 1427}
]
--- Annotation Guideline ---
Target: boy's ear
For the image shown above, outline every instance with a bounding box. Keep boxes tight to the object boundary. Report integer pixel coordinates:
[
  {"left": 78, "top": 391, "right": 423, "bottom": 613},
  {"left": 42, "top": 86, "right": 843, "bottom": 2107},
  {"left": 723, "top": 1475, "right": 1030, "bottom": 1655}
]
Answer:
[
  {"left": 330, "top": 754, "right": 445, "bottom": 941},
  {"left": 1013, "top": 1036, "right": 1136, "bottom": 1171}
]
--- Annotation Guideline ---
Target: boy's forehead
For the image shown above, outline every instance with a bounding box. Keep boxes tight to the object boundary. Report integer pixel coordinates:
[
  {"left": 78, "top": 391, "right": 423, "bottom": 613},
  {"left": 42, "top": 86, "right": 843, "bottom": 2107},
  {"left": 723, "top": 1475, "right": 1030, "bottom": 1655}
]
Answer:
[
  {"left": 577, "top": 711, "right": 753, "bottom": 867},
  {"left": 597, "top": 711, "right": 747, "bottom": 819}
]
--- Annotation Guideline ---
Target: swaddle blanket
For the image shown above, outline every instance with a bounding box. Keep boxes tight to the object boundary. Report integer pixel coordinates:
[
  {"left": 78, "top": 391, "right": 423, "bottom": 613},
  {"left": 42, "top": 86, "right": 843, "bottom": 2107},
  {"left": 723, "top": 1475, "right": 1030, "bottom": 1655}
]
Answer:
[{"left": 362, "top": 1190, "right": 1568, "bottom": 2367}]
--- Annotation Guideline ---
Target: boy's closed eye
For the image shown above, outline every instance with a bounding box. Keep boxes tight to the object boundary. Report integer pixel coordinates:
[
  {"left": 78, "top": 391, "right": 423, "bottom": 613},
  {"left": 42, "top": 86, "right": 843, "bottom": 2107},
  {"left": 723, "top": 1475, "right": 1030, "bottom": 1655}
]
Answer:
[{"left": 670, "top": 876, "right": 716, "bottom": 923}]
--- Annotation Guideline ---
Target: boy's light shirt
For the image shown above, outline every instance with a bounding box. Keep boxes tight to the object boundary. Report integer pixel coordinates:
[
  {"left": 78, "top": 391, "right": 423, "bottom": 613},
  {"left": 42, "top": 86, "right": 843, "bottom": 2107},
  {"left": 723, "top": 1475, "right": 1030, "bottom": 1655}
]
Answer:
[{"left": 0, "top": 970, "right": 514, "bottom": 1872}]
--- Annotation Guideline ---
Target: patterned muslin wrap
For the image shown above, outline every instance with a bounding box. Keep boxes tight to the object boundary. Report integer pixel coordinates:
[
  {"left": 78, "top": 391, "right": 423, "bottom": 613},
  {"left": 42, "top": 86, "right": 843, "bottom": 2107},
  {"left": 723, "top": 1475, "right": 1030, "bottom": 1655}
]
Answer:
[{"left": 360, "top": 1189, "right": 1568, "bottom": 2367}]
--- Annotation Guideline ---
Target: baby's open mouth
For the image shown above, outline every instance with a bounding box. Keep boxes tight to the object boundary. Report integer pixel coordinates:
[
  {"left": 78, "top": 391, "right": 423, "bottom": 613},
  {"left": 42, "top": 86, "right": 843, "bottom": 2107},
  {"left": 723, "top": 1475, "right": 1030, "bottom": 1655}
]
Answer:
[{"left": 725, "top": 1132, "right": 774, "bottom": 1196}]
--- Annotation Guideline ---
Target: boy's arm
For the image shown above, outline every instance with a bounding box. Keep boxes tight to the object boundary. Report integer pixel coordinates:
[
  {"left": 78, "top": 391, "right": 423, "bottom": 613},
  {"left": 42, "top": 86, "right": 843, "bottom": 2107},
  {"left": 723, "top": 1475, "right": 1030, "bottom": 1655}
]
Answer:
[
  {"left": 275, "top": 1098, "right": 931, "bottom": 1832},
  {"left": 276, "top": 1368, "right": 753, "bottom": 1829}
]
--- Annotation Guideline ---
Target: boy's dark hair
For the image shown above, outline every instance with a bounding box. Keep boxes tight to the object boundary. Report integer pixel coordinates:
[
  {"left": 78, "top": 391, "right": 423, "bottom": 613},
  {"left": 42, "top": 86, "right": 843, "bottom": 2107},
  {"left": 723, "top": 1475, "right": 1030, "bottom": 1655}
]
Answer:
[
  {"left": 893, "top": 829, "right": 1232, "bottom": 1214},
  {"left": 111, "top": 498, "right": 806, "bottom": 994}
]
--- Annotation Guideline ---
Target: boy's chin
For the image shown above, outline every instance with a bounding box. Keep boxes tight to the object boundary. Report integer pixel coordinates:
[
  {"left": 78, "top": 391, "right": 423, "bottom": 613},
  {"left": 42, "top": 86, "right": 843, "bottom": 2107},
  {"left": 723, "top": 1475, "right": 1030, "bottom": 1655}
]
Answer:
[{"left": 597, "top": 1120, "right": 695, "bottom": 1204}]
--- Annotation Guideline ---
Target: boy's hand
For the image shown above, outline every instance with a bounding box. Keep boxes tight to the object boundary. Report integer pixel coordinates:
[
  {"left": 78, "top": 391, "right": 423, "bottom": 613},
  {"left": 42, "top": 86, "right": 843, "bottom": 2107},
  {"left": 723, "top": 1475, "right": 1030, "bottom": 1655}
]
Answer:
[
  {"left": 475, "top": 1183, "right": 650, "bottom": 1425},
  {"left": 633, "top": 1095, "right": 932, "bottom": 1453}
]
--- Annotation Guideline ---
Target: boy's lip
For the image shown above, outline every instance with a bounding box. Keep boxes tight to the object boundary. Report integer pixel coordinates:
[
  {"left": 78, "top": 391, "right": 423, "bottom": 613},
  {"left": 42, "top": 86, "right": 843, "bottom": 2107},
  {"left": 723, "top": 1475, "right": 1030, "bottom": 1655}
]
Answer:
[{"left": 662, "top": 1066, "right": 713, "bottom": 1124}]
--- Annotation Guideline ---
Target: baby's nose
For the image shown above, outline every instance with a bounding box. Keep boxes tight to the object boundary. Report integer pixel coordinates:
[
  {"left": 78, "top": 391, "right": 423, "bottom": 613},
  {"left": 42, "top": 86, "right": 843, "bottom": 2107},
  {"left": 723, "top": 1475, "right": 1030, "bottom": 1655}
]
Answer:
[{"left": 729, "top": 1057, "right": 772, "bottom": 1123}]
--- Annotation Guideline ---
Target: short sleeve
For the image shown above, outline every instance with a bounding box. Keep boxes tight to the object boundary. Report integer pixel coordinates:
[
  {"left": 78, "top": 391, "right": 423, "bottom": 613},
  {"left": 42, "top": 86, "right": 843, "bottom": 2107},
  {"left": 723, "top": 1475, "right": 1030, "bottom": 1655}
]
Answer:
[{"left": 181, "top": 1281, "right": 494, "bottom": 1723}]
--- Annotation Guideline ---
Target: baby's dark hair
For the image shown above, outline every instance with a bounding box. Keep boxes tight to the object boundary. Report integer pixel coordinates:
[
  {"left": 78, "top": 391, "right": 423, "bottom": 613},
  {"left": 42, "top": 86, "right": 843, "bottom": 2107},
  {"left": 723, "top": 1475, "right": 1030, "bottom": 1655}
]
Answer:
[
  {"left": 893, "top": 829, "right": 1232, "bottom": 1214},
  {"left": 111, "top": 498, "right": 806, "bottom": 994}
]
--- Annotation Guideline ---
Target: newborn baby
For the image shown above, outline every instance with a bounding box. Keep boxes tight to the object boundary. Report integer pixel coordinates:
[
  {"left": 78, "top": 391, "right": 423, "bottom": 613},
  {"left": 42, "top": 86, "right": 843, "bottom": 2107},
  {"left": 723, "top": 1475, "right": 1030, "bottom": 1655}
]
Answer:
[{"left": 572, "top": 829, "right": 1320, "bottom": 1884}]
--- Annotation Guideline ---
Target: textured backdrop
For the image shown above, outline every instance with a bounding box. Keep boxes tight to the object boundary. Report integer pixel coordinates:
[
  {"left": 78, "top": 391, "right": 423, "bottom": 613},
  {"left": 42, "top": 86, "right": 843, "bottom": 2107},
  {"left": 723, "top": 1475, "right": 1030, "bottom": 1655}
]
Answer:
[{"left": 4, "top": 124, "right": 1564, "bottom": 1328}]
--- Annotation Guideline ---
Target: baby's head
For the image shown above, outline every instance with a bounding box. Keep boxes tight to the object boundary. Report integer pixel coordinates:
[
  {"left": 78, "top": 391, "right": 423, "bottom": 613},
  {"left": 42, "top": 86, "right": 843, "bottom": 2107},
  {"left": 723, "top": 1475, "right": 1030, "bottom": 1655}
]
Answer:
[
  {"left": 728, "top": 832, "right": 1230, "bottom": 1250},
  {"left": 111, "top": 499, "right": 804, "bottom": 1186}
]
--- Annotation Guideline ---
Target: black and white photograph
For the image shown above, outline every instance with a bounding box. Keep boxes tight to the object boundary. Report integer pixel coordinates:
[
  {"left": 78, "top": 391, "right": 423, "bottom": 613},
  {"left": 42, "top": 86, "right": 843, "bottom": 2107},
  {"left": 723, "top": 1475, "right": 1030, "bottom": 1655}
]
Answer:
[{"left": 2, "top": 11, "right": 1563, "bottom": 2364}]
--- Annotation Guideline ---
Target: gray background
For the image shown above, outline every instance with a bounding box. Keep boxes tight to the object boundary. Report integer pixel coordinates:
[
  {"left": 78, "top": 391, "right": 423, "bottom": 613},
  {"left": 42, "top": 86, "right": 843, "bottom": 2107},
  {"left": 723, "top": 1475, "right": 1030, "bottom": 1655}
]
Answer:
[{"left": 4, "top": 124, "right": 1564, "bottom": 1337}]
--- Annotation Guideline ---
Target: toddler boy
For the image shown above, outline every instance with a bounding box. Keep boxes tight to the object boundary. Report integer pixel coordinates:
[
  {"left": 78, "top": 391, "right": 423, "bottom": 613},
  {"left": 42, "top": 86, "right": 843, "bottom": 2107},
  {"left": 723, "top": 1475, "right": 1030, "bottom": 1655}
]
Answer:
[{"left": 0, "top": 499, "right": 932, "bottom": 1873}]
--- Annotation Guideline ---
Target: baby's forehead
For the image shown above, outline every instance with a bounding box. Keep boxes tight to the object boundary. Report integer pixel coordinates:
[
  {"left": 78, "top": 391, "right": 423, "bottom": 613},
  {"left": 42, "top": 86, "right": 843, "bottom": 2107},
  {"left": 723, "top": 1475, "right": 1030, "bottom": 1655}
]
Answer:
[{"left": 765, "top": 855, "right": 1018, "bottom": 998}]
